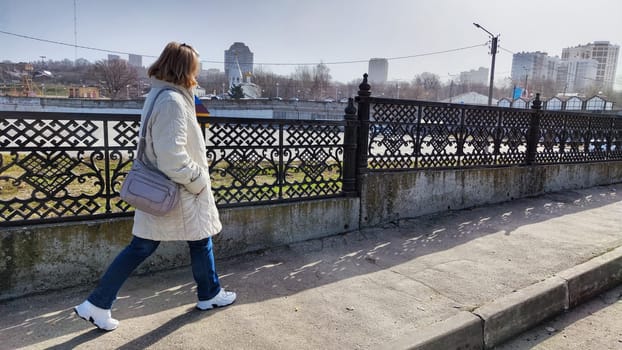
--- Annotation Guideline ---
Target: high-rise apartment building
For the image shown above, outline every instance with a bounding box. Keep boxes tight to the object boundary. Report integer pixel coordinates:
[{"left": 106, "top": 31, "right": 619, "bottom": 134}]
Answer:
[
  {"left": 556, "top": 59, "right": 598, "bottom": 93},
  {"left": 459, "top": 67, "right": 489, "bottom": 85},
  {"left": 511, "top": 51, "right": 557, "bottom": 84},
  {"left": 128, "top": 54, "right": 142, "bottom": 67},
  {"left": 562, "top": 41, "right": 619, "bottom": 90},
  {"left": 368, "top": 58, "right": 388, "bottom": 85},
  {"left": 224, "top": 42, "right": 254, "bottom": 87}
]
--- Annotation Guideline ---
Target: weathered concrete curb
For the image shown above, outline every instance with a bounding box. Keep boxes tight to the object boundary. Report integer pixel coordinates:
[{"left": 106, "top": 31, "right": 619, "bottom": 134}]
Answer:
[
  {"left": 387, "top": 246, "right": 622, "bottom": 350},
  {"left": 382, "top": 312, "right": 483, "bottom": 350},
  {"left": 474, "top": 277, "right": 568, "bottom": 348},
  {"left": 558, "top": 246, "right": 622, "bottom": 308}
]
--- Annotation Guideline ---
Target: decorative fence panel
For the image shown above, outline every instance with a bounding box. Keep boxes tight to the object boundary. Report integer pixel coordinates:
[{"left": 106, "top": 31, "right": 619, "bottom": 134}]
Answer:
[
  {"left": 531, "top": 112, "right": 617, "bottom": 164},
  {"left": 0, "top": 112, "right": 346, "bottom": 226},
  {"left": 0, "top": 112, "right": 139, "bottom": 225},
  {"left": 364, "top": 99, "right": 534, "bottom": 170},
  {"left": 354, "top": 75, "right": 622, "bottom": 172},
  {"left": 203, "top": 117, "right": 345, "bottom": 207}
]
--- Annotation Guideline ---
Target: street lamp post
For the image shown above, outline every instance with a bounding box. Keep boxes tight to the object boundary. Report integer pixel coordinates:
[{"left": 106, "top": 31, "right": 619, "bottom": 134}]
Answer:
[
  {"left": 473, "top": 22, "right": 499, "bottom": 106},
  {"left": 448, "top": 73, "right": 458, "bottom": 103},
  {"left": 276, "top": 82, "right": 279, "bottom": 98},
  {"left": 449, "top": 80, "right": 454, "bottom": 103},
  {"left": 520, "top": 66, "right": 530, "bottom": 98}
]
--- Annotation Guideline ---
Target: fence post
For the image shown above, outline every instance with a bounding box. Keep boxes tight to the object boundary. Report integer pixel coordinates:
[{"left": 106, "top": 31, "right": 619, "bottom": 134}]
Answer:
[
  {"left": 526, "top": 93, "right": 542, "bottom": 165},
  {"left": 342, "top": 98, "right": 358, "bottom": 197},
  {"left": 355, "top": 74, "right": 371, "bottom": 191}
]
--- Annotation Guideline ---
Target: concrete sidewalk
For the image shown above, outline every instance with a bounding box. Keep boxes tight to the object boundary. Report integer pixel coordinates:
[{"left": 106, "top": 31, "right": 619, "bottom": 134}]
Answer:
[{"left": 1, "top": 184, "right": 622, "bottom": 350}]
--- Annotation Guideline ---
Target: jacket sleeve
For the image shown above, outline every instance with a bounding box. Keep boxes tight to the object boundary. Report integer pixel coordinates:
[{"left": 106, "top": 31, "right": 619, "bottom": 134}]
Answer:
[{"left": 150, "top": 98, "right": 207, "bottom": 194}]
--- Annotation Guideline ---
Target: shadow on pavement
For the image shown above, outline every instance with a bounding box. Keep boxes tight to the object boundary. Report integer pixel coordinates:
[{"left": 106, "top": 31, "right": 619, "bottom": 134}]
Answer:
[
  {"left": 115, "top": 308, "right": 210, "bottom": 350},
  {"left": 1, "top": 185, "right": 620, "bottom": 349},
  {"left": 45, "top": 329, "right": 109, "bottom": 350}
]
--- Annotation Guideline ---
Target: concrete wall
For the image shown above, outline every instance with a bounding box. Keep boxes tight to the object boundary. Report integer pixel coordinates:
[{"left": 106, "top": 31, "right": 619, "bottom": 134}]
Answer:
[
  {"left": 207, "top": 99, "right": 347, "bottom": 120},
  {"left": 0, "top": 197, "right": 359, "bottom": 300},
  {"left": 0, "top": 96, "right": 143, "bottom": 114},
  {"left": 2, "top": 162, "right": 622, "bottom": 300},
  {"left": 360, "top": 162, "right": 622, "bottom": 227},
  {"left": 0, "top": 96, "right": 348, "bottom": 120}
]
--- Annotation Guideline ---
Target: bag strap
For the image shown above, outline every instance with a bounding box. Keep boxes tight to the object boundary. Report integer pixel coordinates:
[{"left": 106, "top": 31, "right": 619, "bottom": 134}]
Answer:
[{"left": 136, "top": 87, "right": 177, "bottom": 166}]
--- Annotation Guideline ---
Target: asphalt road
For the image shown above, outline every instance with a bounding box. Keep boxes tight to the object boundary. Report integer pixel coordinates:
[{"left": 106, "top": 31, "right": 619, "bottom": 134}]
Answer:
[{"left": 496, "top": 285, "right": 622, "bottom": 350}]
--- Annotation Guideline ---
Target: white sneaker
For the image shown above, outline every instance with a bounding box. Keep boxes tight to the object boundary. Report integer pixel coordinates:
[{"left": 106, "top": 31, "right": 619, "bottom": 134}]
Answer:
[
  {"left": 74, "top": 300, "right": 119, "bottom": 331},
  {"left": 196, "top": 289, "right": 237, "bottom": 310}
]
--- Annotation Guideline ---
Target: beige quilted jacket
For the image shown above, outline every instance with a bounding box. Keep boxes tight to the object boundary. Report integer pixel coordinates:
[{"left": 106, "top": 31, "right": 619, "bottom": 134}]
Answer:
[{"left": 131, "top": 78, "right": 222, "bottom": 241}]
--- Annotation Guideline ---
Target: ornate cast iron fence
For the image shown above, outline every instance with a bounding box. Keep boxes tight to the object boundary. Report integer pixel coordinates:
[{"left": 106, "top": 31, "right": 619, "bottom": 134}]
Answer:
[
  {"left": 534, "top": 111, "right": 622, "bottom": 164},
  {"left": 0, "top": 112, "right": 348, "bottom": 226},
  {"left": 0, "top": 111, "right": 139, "bottom": 226},
  {"left": 354, "top": 74, "right": 622, "bottom": 173},
  {"left": 201, "top": 117, "right": 346, "bottom": 207},
  {"left": 2, "top": 75, "right": 621, "bottom": 227}
]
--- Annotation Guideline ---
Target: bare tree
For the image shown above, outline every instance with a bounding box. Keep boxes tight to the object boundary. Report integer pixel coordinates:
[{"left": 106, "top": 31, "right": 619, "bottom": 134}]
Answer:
[
  {"left": 197, "top": 70, "right": 226, "bottom": 96},
  {"left": 291, "top": 65, "right": 313, "bottom": 99},
  {"left": 253, "top": 67, "right": 280, "bottom": 97},
  {"left": 412, "top": 72, "right": 441, "bottom": 100},
  {"left": 312, "top": 63, "right": 331, "bottom": 99},
  {"left": 91, "top": 59, "right": 138, "bottom": 99}
]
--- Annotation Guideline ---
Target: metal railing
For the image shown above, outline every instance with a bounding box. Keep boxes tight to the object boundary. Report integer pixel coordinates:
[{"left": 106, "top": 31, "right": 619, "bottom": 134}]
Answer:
[
  {"left": 0, "top": 112, "right": 347, "bottom": 226},
  {"left": 354, "top": 75, "right": 622, "bottom": 173},
  {"left": 203, "top": 117, "right": 346, "bottom": 207},
  {"left": 1, "top": 74, "right": 620, "bottom": 226}
]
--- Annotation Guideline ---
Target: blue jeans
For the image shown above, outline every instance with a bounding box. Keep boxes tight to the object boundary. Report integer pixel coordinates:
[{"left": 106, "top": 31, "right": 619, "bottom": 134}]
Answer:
[{"left": 88, "top": 236, "right": 221, "bottom": 309}]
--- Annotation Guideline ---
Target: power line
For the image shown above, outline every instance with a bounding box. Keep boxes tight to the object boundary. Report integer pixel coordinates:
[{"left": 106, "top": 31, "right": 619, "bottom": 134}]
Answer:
[
  {"left": 0, "top": 29, "right": 158, "bottom": 58},
  {"left": 0, "top": 29, "right": 486, "bottom": 67},
  {"left": 499, "top": 46, "right": 515, "bottom": 55},
  {"left": 73, "top": 0, "right": 78, "bottom": 62},
  {"left": 206, "top": 43, "right": 488, "bottom": 66}
]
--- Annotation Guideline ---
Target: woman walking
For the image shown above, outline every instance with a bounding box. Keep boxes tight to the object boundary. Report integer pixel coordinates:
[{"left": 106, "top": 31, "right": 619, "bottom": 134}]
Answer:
[{"left": 74, "top": 42, "right": 235, "bottom": 331}]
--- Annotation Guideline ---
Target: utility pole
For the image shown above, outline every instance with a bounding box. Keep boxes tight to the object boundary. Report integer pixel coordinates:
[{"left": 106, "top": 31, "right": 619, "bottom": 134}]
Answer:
[
  {"left": 473, "top": 23, "right": 499, "bottom": 106},
  {"left": 522, "top": 66, "right": 529, "bottom": 98},
  {"left": 449, "top": 80, "right": 454, "bottom": 103},
  {"left": 74, "top": 0, "right": 78, "bottom": 64},
  {"left": 448, "top": 73, "right": 457, "bottom": 103}
]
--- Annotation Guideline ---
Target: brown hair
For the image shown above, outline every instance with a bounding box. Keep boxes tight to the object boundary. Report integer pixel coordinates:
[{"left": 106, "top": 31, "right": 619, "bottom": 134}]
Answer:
[{"left": 148, "top": 42, "right": 200, "bottom": 89}]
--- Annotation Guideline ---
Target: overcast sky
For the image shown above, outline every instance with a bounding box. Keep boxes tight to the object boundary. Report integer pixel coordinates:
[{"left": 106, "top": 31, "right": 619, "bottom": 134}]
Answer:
[{"left": 1, "top": 0, "right": 621, "bottom": 89}]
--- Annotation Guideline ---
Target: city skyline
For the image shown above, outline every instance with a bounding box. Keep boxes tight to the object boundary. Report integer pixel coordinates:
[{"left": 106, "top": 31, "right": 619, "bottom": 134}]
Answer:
[{"left": 1, "top": 0, "right": 621, "bottom": 90}]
